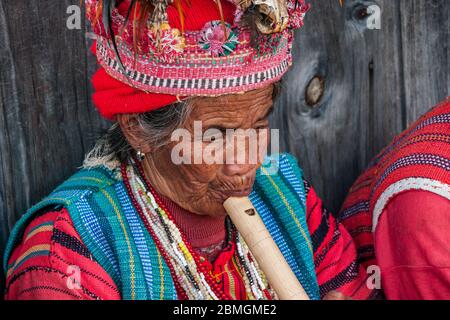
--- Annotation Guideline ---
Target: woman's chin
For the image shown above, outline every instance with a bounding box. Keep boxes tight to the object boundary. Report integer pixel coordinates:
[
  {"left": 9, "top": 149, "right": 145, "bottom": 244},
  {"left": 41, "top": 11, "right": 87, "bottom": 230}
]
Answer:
[{"left": 187, "top": 202, "right": 229, "bottom": 218}]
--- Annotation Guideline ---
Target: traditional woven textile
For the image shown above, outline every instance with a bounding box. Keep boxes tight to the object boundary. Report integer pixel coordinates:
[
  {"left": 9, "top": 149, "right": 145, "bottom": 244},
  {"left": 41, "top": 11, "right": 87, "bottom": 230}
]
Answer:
[
  {"left": 85, "top": 0, "right": 309, "bottom": 118},
  {"left": 249, "top": 153, "right": 319, "bottom": 298},
  {"left": 4, "top": 205, "right": 258, "bottom": 299},
  {"left": 338, "top": 98, "right": 450, "bottom": 268},
  {"left": 87, "top": 0, "right": 308, "bottom": 96},
  {"left": 4, "top": 153, "right": 324, "bottom": 300}
]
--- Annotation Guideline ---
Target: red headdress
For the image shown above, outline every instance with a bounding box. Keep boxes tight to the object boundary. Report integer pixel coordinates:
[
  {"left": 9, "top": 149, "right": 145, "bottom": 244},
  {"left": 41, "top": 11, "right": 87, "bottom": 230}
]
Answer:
[{"left": 86, "top": 0, "right": 309, "bottom": 119}]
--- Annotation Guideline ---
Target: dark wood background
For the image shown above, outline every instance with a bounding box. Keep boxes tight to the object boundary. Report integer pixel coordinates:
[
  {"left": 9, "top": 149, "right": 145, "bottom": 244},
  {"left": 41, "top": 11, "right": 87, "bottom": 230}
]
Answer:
[{"left": 0, "top": 0, "right": 448, "bottom": 293}]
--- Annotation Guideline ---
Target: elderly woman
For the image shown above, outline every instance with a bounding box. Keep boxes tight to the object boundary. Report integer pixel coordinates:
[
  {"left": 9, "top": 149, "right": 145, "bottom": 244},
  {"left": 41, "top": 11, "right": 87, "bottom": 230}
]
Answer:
[{"left": 4, "top": 0, "right": 375, "bottom": 300}]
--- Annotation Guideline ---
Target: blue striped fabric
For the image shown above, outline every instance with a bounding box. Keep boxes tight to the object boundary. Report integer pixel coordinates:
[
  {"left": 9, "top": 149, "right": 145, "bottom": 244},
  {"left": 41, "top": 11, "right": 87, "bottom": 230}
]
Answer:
[
  {"left": 248, "top": 188, "right": 305, "bottom": 288},
  {"left": 251, "top": 154, "right": 320, "bottom": 300}
]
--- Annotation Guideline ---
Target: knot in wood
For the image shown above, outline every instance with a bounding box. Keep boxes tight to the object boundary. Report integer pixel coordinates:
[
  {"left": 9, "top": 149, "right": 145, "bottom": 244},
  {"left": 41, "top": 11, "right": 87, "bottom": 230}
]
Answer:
[{"left": 305, "top": 75, "right": 324, "bottom": 107}]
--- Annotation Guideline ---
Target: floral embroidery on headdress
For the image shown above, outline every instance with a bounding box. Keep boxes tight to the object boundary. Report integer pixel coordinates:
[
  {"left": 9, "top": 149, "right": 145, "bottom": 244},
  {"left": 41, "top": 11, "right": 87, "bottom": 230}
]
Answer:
[
  {"left": 254, "top": 32, "right": 285, "bottom": 56},
  {"left": 148, "top": 23, "right": 185, "bottom": 63},
  {"left": 198, "top": 21, "right": 239, "bottom": 57}
]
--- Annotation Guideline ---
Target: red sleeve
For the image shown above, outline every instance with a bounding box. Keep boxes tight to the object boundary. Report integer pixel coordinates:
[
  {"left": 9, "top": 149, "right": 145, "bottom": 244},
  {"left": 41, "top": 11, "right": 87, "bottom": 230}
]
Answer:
[
  {"left": 305, "top": 182, "right": 375, "bottom": 299},
  {"left": 5, "top": 208, "right": 121, "bottom": 300},
  {"left": 375, "top": 190, "right": 450, "bottom": 300},
  {"left": 306, "top": 185, "right": 376, "bottom": 300}
]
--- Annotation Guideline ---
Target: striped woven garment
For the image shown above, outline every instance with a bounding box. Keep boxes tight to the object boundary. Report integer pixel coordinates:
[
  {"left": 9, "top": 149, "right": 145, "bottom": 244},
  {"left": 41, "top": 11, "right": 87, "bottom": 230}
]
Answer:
[
  {"left": 339, "top": 98, "right": 450, "bottom": 269},
  {"left": 4, "top": 153, "right": 374, "bottom": 299}
]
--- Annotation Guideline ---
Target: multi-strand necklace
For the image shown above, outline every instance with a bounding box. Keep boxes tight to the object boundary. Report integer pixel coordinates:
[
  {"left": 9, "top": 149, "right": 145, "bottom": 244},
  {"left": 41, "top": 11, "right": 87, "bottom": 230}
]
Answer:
[{"left": 121, "top": 156, "right": 276, "bottom": 300}]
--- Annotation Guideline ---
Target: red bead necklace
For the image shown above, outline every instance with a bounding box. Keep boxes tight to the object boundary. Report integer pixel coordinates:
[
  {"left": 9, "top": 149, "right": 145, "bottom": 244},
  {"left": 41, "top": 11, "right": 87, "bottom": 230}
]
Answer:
[{"left": 121, "top": 159, "right": 232, "bottom": 300}]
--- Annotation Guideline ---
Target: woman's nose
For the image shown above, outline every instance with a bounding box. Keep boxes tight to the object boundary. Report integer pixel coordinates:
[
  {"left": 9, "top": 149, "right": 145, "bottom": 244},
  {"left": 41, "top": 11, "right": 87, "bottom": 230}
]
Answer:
[
  {"left": 222, "top": 162, "right": 256, "bottom": 177},
  {"left": 221, "top": 129, "right": 264, "bottom": 177}
]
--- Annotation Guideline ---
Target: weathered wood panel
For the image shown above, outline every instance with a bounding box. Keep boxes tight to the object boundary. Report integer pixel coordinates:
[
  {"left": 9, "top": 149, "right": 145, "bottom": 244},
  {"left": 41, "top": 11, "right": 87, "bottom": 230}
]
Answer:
[
  {"left": 0, "top": 0, "right": 448, "bottom": 292},
  {"left": 271, "top": 0, "right": 448, "bottom": 214},
  {"left": 400, "top": 0, "right": 448, "bottom": 124},
  {"left": 0, "top": 0, "right": 110, "bottom": 291}
]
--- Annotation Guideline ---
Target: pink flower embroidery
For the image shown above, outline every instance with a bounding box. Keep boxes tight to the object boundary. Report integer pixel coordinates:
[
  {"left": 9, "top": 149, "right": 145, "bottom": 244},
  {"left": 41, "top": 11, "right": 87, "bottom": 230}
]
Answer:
[
  {"left": 199, "top": 21, "right": 239, "bottom": 57},
  {"left": 147, "top": 23, "right": 185, "bottom": 63}
]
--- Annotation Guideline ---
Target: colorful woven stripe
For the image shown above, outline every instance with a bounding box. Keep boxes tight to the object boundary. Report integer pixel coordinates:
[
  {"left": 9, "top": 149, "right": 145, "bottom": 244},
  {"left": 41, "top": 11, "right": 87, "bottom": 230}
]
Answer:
[
  {"left": 369, "top": 107, "right": 450, "bottom": 167},
  {"left": 339, "top": 201, "right": 370, "bottom": 221},
  {"left": 373, "top": 154, "right": 450, "bottom": 191},
  {"left": 24, "top": 222, "right": 53, "bottom": 242},
  {"left": 250, "top": 153, "right": 320, "bottom": 300},
  {"left": 7, "top": 245, "right": 50, "bottom": 278},
  {"left": 5, "top": 209, "right": 121, "bottom": 300},
  {"left": 5, "top": 153, "right": 318, "bottom": 299}
]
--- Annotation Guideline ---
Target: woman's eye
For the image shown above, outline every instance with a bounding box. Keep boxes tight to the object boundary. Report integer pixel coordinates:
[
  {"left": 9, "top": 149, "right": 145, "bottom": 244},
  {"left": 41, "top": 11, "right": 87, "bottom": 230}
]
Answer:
[
  {"left": 255, "top": 123, "right": 269, "bottom": 130},
  {"left": 204, "top": 133, "right": 223, "bottom": 142},
  {"left": 254, "top": 119, "right": 269, "bottom": 130},
  {"left": 203, "top": 127, "right": 227, "bottom": 142}
]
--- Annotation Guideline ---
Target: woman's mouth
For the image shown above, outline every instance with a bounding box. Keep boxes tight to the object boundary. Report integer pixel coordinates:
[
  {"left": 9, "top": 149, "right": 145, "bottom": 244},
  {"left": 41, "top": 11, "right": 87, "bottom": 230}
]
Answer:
[{"left": 222, "top": 187, "right": 253, "bottom": 198}]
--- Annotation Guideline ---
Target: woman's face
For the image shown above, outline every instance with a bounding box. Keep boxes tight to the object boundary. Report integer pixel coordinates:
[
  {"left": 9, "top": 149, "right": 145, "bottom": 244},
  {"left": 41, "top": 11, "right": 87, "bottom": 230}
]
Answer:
[{"left": 143, "top": 85, "right": 275, "bottom": 217}]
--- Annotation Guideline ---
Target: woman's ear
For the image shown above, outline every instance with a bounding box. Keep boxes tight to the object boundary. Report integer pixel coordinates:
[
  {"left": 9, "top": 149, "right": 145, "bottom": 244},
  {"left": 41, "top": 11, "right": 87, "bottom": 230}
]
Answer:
[{"left": 116, "top": 114, "right": 152, "bottom": 154}]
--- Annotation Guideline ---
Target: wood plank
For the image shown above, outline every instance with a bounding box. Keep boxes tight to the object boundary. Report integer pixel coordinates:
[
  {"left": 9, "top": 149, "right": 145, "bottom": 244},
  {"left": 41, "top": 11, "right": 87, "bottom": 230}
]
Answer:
[
  {"left": 0, "top": 0, "right": 110, "bottom": 286},
  {"left": 400, "top": 0, "right": 448, "bottom": 123},
  {"left": 271, "top": 0, "right": 447, "bottom": 213}
]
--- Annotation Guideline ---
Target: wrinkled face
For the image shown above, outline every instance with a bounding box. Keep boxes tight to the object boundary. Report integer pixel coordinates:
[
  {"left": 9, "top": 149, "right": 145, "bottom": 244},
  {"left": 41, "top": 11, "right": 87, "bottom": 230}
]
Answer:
[{"left": 142, "top": 85, "right": 275, "bottom": 216}]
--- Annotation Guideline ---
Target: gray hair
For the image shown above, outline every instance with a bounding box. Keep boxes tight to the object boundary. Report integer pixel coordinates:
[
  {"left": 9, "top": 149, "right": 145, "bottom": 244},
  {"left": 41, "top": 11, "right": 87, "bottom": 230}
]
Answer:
[{"left": 82, "top": 100, "right": 193, "bottom": 170}]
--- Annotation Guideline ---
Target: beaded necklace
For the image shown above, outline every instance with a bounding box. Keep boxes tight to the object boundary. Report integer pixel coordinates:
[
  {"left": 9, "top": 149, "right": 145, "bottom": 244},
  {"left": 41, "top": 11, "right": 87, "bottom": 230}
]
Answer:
[{"left": 121, "top": 156, "right": 276, "bottom": 300}]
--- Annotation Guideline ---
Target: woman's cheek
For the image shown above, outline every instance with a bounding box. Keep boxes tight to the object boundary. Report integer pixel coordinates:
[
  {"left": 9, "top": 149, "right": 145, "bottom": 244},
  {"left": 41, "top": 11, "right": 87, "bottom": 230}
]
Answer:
[{"left": 178, "top": 162, "right": 220, "bottom": 190}]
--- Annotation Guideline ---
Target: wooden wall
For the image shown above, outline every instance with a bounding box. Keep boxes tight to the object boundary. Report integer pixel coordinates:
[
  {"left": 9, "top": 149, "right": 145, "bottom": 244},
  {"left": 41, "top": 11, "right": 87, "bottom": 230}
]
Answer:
[
  {"left": 0, "top": 0, "right": 111, "bottom": 292},
  {"left": 0, "top": 0, "right": 448, "bottom": 292},
  {"left": 271, "top": 0, "right": 448, "bottom": 214}
]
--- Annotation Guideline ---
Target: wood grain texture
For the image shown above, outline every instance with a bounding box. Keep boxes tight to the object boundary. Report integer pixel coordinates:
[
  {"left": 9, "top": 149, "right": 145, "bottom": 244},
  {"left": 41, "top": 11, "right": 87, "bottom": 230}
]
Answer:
[
  {"left": 0, "top": 0, "right": 110, "bottom": 290},
  {"left": 0, "top": 0, "right": 448, "bottom": 292},
  {"left": 270, "top": 0, "right": 448, "bottom": 214}
]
